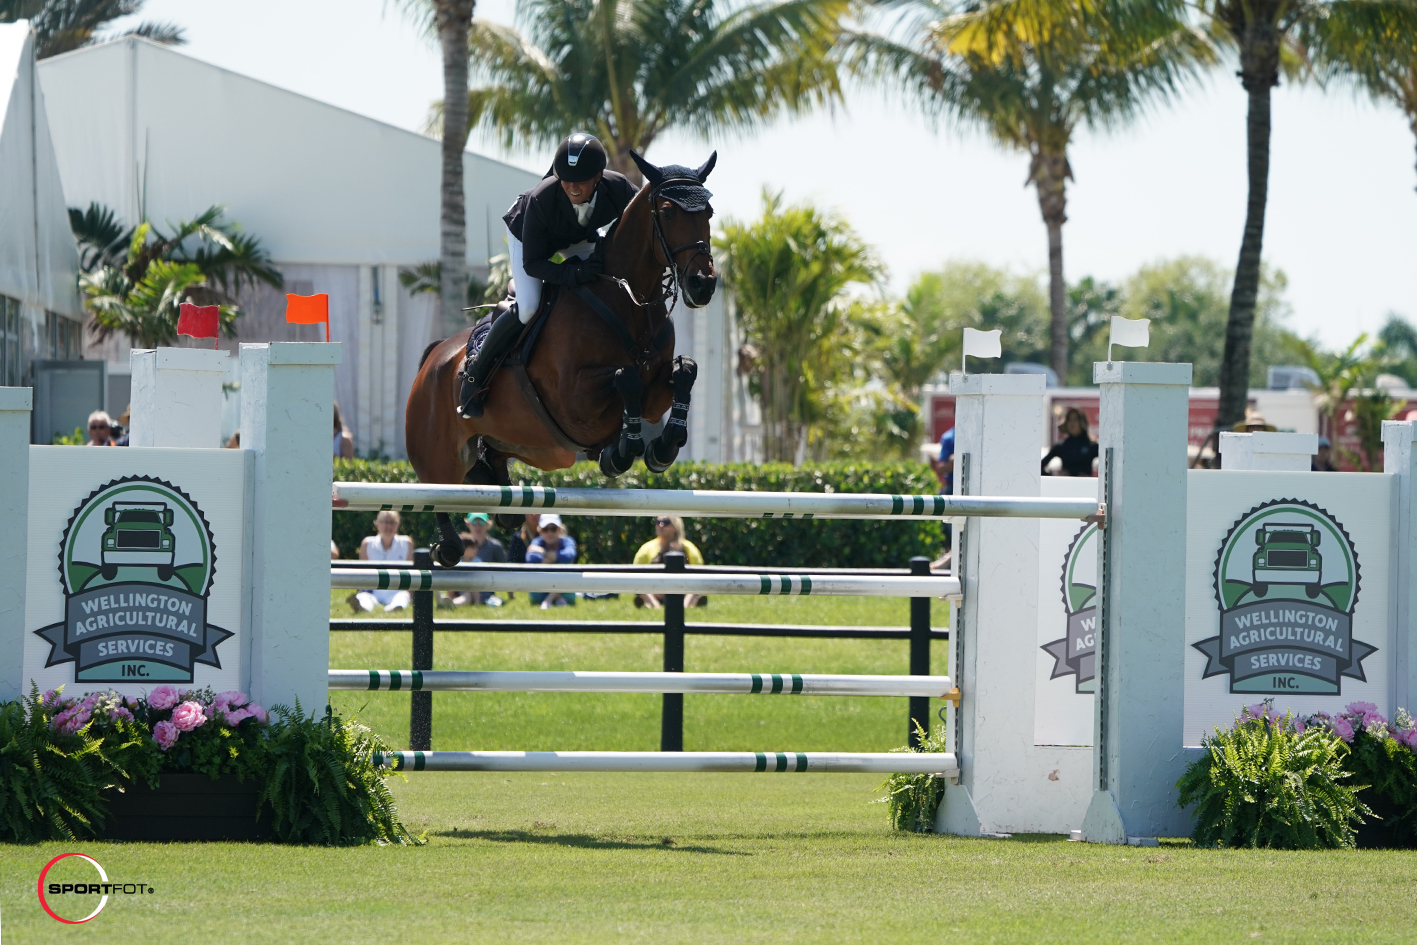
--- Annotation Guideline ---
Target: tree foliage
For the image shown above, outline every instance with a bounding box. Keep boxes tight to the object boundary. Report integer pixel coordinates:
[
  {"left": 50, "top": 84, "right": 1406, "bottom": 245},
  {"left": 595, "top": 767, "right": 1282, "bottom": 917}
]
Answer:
[
  {"left": 0, "top": 0, "right": 184, "bottom": 59},
  {"left": 439, "top": 0, "right": 851, "bottom": 182},
  {"left": 72, "top": 203, "right": 282, "bottom": 348},
  {"left": 716, "top": 190, "right": 883, "bottom": 462}
]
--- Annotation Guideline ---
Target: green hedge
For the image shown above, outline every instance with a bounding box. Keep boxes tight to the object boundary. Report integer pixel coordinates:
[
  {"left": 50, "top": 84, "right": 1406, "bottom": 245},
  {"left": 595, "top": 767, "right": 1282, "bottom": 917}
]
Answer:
[{"left": 332, "top": 459, "right": 946, "bottom": 569}]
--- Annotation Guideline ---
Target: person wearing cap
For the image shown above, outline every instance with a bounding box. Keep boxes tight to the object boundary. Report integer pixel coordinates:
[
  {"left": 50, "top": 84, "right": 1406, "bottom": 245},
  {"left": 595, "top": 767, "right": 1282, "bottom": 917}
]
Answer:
[
  {"left": 441, "top": 512, "right": 509, "bottom": 608},
  {"left": 526, "top": 513, "right": 579, "bottom": 608},
  {"left": 458, "top": 132, "right": 638, "bottom": 418},
  {"left": 1313, "top": 436, "right": 1337, "bottom": 472}
]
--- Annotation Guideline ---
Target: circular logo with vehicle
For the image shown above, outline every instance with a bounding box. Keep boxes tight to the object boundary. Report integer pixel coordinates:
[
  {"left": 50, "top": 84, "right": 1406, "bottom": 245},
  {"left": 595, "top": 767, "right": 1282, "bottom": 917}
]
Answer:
[
  {"left": 1195, "top": 499, "right": 1376, "bottom": 695},
  {"left": 1041, "top": 523, "right": 1098, "bottom": 694},
  {"left": 33, "top": 477, "right": 231, "bottom": 684}
]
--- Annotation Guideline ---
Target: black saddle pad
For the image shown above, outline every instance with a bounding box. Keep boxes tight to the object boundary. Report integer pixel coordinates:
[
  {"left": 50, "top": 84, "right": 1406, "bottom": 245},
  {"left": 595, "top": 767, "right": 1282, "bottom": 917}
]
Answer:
[{"left": 464, "top": 286, "right": 560, "bottom": 364}]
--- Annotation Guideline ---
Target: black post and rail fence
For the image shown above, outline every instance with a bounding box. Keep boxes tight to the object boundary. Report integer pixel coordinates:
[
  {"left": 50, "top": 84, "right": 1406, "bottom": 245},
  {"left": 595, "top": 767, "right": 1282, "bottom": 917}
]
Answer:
[{"left": 336, "top": 555, "right": 949, "bottom": 752}]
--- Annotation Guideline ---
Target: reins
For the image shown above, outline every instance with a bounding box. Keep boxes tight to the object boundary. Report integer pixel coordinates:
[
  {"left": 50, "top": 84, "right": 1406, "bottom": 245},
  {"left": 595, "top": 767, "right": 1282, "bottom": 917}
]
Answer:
[{"left": 591, "top": 175, "right": 711, "bottom": 367}]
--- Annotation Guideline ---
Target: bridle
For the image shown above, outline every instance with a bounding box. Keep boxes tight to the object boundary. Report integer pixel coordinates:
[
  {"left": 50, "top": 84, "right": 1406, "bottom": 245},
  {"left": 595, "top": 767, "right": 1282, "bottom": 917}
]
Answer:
[{"left": 606, "top": 176, "right": 712, "bottom": 319}]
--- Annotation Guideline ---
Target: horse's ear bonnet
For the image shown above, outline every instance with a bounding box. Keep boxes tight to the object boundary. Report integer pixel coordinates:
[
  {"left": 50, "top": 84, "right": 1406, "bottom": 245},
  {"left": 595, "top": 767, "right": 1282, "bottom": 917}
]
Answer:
[{"left": 632, "top": 149, "right": 716, "bottom": 213}]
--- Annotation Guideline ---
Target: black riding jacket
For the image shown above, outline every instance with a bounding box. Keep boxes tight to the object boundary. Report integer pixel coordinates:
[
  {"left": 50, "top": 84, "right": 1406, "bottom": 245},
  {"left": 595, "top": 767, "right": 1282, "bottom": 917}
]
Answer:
[{"left": 503, "top": 169, "right": 639, "bottom": 286}]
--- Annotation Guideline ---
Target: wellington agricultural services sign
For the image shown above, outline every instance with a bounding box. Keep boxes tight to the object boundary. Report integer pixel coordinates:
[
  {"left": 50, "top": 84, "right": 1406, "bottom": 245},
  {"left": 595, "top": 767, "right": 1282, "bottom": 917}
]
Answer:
[
  {"left": 33, "top": 477, "right": 231, "bottom": 683},
  {"left": 23, "top": 448, "right": 248, "bottom": 699}
]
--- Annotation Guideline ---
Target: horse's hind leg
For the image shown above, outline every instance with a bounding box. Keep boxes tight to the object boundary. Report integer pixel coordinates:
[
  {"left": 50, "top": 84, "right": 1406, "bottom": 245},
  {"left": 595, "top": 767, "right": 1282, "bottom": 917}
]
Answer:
[
  {"left": 646, "top": 357, "right": 697, "bottom": 473},
  {"left": 599, "top": 368, "right": 646, "bottom": 478}
]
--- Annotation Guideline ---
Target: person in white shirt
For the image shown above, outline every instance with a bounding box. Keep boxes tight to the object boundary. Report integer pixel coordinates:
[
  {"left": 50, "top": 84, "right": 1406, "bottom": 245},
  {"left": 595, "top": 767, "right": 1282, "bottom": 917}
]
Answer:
[{"left": 351, "top": 510, "right": 414, "bottom": 612}]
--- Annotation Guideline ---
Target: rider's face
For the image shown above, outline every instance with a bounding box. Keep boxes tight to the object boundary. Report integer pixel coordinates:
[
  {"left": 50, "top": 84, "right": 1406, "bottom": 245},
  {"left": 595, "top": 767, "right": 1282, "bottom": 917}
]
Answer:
[{"left": 561, "top": 173, "right": 601, "bottom": 206}]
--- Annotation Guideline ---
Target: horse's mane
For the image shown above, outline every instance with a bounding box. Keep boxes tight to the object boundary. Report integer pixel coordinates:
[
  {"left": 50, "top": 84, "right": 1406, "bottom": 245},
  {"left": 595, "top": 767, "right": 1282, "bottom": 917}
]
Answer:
[{"left": 602, "top": 181, "right": 654, "bottom": 272}]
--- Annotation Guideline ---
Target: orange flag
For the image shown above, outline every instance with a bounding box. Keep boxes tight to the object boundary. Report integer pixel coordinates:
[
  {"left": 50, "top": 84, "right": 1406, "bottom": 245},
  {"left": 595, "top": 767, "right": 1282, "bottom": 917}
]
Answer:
[{"left": 285, "top": 293, "right": 330, "bottom": 341}]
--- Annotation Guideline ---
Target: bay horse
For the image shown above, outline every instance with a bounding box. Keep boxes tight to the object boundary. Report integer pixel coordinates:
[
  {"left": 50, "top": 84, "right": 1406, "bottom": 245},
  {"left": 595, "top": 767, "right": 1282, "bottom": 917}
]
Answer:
[{"left": 405, "top": 150, "right": 719, "bottom": 566}]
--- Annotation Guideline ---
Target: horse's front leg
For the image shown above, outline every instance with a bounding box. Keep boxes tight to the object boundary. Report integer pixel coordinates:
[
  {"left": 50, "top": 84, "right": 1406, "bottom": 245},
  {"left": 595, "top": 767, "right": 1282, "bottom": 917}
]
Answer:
[
  {"left": 598, "top": 368, "right": 646, "bottom": 478},
  {"left": 645, "top": 357, "right": 697, "bottom": 474}
]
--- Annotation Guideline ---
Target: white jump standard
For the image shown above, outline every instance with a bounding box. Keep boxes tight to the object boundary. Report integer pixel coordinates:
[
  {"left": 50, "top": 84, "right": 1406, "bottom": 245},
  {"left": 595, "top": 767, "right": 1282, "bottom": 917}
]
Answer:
[
  {"left": 330, "top": 567, "right": 962, "bottom": 600},
  {"left": 331, "top": 669, "right": 957, "bottom": 698},
  {"left": 376, "top": 750, "right": 960, "bottom": 775},
  {"left": 332, "top": 481, "right": 1098, "bottom": 521}
]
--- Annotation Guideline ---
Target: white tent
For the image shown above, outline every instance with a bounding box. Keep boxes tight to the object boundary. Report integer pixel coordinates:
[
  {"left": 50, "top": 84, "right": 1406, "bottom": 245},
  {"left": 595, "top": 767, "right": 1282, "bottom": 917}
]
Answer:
[
  {"left": 0, "top": 22, "right": 82, "bottom": 370},
  {"left": 37, "top": 36, "right": 539, "bottom": 456},
  {"left": 38, "top": 36, "right": 733, "bottom": 461}
]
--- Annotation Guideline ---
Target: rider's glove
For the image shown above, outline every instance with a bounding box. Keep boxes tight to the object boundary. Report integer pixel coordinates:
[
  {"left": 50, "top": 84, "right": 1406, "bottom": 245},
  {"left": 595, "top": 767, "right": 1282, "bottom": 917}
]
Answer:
[{"left": 573, "top": 263, "right": 601, "bottom": 285}]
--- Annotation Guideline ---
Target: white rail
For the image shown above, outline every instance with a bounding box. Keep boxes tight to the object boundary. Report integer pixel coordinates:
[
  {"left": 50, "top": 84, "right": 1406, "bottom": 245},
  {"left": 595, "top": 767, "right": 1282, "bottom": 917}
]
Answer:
[
  {"left": 330, "top": 567, "right": 961, "bottom": 599},
  {"left": 333, "top": 482, "right": 1096, "bottom": 521},
  {"left": 331, "top": 669, "right": 955, "bottom": 698},
  {"left": 376, "top": 750, "right": 958, "bottom": 775}
]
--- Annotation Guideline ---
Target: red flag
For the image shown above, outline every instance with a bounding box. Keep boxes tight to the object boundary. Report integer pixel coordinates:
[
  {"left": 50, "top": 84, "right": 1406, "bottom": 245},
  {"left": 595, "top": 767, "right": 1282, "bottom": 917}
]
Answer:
[
  {"left": 177, "top": 303, "right": 220, "bottom": 348},
  {"left": 286, "top": 293, "right": 330, "bottom": 342}
]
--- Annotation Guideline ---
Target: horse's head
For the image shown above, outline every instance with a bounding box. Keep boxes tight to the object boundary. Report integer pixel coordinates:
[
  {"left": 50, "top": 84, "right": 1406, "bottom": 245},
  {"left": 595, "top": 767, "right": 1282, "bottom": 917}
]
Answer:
[{"left": 630, "top": 149, "right": 718, "bottom": 308}]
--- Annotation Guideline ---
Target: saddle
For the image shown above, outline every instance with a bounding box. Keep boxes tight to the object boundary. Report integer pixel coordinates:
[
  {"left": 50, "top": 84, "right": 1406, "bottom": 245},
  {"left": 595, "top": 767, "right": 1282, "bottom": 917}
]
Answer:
[{"left": 458, "top": 280, "right": 676, "bottom": 456}]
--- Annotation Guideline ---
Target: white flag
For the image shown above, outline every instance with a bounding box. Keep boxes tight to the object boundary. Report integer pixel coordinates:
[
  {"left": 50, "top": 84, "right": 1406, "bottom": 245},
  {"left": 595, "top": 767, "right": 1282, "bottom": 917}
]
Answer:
[
  {"left": 1108, "top": 316, "right": 1150, "bottom": 350},
  {"left": 962, "top": 327, "right": 1002, "bottom": 360}
]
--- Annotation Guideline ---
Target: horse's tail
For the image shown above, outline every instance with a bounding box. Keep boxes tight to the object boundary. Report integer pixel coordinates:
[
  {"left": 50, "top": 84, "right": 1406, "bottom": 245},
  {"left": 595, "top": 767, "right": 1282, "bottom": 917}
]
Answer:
[{"left": 419, "top": 339, "right": 444, "bottom": 368}]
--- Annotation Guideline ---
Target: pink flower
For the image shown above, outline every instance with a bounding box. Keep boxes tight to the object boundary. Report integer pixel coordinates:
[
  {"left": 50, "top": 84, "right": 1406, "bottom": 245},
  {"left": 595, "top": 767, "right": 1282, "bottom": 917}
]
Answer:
[
  {"left": 148, "top": 685, "right": 180, "bottom": 711},
  {"left": 1293, "top": 717, "right": 1307, "bottom": 734},
  {"left": 223, "top": 707, "right": 250, "bottom": 727},
  {"left": 245, "top": 704, "right": 268, "bottom": 725},
  {"left": 41, "top": 689, "right": 62, "bottom": 708},
  {"left": 107, "top": 706, "right": 134, "bottom": 724},
  {"left": 1332, "top": 717, "right": 1355, "bottom": 743},
  {"left": 213, "top": 691, "right": 248, "bottom": 709},
  {"left": 170, "top": 701, "right": 207, "bottom": 732},
  {"left": 51, "top": 705, "right": 91, "bottom": 735},
  {"left": 1347, "top": 701, "right": 1379, "bottom": 717},
  {"left": 1398, "top": 729, "right": 1417, "bottom": 750},
  {"left": 152, "top": 719, "right": 179, "bottom": 750}
]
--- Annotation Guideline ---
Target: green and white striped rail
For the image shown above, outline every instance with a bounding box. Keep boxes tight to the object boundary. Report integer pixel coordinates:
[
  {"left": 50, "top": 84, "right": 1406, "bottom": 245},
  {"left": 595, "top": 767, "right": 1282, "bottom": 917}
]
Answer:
[
  {"left": 331, "top": 669, "right": 954, "bottom": 698},
  {"left": 374, "top": 750, "right": 959, "bottom": 775},
  {"left": 330, "top": 567, "right": 961, "bottom": 599},
  {"left": 333, "top": 481, "right": 1097, "bottom": 521}
]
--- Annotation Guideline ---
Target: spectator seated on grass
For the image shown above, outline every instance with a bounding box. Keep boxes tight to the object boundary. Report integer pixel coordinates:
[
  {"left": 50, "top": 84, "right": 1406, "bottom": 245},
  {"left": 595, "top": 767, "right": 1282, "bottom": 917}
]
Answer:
[
  {"left": 440, "top": 512, "right": 507, "bottom": 608},
  {"left": 526, "top": 513, "right": 577, "bottom": 609},
  {"left": 349, "top": 510, "right": 413, "bottom": 613},
  {"left": 633, "top": 515, "right": 706, "bottom": 609}
]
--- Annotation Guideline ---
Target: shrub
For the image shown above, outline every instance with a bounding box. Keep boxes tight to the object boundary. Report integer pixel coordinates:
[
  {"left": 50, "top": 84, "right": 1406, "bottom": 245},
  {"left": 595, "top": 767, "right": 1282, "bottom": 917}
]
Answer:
[
  {"left": 1305, "top": 703, "right": 1417, "bottom": 849},
  {"left": 0, "top": 687, "right": 148, "bottom": 842},
  {"left": 332, "top": 458, "right": 946, "bottom": 568},
  {"left": 878, "top": 722, "right": 950, "bottom": 833},
  {"left": 0, "top": 686, "right": 415, "bottom": 846},
  {"left": 260, "top": 704, "right": 414, "bottom": 846},
  {"left": 1176, "top": 702, "right": 1369, "bottom": 849}
]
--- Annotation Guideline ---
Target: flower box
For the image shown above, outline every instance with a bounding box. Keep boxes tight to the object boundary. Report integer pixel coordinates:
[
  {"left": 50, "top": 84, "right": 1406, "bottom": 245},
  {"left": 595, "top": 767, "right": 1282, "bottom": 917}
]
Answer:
[{"left": 102, "top": 773, "right": 273, "bottom": 842}]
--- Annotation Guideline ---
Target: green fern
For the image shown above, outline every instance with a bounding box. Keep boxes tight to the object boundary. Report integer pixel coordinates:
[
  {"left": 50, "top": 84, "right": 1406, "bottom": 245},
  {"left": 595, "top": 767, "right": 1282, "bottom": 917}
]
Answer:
[
  {"left": 1177, "top": 709, "right": 1368, "bottom": 849},
  {"left": 0, "top": 687, "right": 143, "bottom": 842},
  {"left": 257, "top": 703, "right": 419, "bottom": 846},
  {"left": 878, "top": 721, "right": 950, "bottom": 833}
]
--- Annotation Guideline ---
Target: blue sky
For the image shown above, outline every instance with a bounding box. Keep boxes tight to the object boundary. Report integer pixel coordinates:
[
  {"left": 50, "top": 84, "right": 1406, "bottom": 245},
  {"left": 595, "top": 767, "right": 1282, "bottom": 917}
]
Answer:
[{"left": 113, "top": 0, "right": 1417, "bottom": 349}]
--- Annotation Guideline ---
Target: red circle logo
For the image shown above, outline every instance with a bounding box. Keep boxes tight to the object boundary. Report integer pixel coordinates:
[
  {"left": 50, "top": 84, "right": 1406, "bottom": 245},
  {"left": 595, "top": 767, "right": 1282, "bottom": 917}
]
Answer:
[{"left": 37, "top": 852, "right": 109, "bottom": 923}]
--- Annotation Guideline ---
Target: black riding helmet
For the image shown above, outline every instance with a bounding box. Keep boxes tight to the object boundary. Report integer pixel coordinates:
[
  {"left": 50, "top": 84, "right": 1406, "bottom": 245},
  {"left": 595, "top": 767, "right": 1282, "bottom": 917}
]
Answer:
[{"left": 553, "top": 133, "right": 608, "bottom": 183}]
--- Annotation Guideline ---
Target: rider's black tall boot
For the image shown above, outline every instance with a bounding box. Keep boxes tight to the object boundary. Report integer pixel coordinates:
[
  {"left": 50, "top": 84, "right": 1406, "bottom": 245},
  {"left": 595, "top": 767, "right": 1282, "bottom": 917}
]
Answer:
[{"left": 458, "top": 305, "right": 522, "bottom": 419}]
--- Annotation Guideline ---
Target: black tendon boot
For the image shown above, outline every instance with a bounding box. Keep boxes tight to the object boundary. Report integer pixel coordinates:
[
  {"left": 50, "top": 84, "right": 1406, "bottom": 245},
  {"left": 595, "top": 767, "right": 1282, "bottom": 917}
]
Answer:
[{"left": 458, "top": 305, "right": 523, "bottom": 419}]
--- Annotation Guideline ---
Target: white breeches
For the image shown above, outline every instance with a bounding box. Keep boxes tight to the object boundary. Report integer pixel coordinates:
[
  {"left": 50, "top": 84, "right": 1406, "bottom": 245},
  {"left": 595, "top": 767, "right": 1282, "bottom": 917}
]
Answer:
[{"left": 506, "top": 226, "right": 596, "bottom": 324}]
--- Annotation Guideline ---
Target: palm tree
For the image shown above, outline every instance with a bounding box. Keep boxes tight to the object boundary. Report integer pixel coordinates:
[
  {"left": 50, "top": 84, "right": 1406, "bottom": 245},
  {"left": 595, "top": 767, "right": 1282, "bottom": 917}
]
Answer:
[
  {"left": 398, "top": 0, "right": 478, "bottom": 330},
  {"left": 440, "top": 0, "right": 850, "bottom": 184},
  {"left": 857, "top": 0, "right": 1211, "bottom": 381},
  {"left": 716, "top": 190, "right": 882, "bottom": 462},
  {"left": 73, "top": 203, "right": 283, "bottom": 348},
  {"left": 1313, "top": 15, "right": 1417, "bottom": 190},
  {"left": 1202, "top": 0, "right": 1417, "bottom": 435},
  {"left": 1, "top": 0, "right": 185, "bottom": 58}
]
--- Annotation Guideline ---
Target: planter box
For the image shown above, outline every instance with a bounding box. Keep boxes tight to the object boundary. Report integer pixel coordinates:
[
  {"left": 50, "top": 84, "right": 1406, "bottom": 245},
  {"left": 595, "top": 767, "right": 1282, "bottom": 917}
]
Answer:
[{"left": 102, "top": 773, "right": 274, "bottom": 842}]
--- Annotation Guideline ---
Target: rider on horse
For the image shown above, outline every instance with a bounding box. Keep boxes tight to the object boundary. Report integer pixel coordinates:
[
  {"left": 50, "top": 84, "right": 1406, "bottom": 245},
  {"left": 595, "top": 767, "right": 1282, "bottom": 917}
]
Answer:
[{"left": 458, "top": 132, "right": 639, "bottom": 419}]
